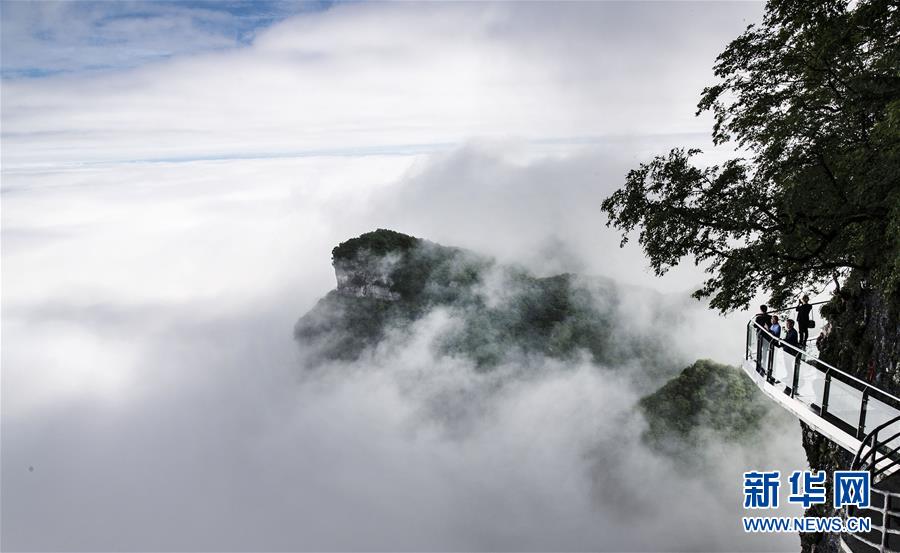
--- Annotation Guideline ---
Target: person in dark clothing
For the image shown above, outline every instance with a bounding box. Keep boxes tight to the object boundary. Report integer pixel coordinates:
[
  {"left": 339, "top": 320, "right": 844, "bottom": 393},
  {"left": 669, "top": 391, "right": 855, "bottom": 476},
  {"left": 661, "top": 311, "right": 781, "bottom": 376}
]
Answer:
[
  {"left": 755, "top": 305, "right": 770, "bottom": 330},
  {"left": 752, "top": 305, "right": 771, "bottom": 374},
  {"left": 784, "top": 319, "right": 800, "bottom": 352},
  {"left": 796, "top": 295, "right": 813, "bottom": 347}
]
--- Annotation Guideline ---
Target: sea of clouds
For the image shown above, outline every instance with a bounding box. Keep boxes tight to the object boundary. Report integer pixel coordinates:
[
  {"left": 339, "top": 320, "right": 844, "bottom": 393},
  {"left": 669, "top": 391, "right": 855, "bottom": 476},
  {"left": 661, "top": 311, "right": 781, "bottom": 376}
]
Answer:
[
  {"left": 2, "top": 2, "right": 807, "bottom": 550},
  {"left": 2, "top": 149, "right": 806, "bottom": 551}
]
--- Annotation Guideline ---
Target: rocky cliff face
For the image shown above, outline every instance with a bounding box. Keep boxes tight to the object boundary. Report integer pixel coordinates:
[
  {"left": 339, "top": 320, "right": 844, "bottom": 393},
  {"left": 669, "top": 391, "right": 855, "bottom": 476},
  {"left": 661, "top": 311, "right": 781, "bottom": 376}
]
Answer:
[
  {"left": 334, "top": 253, "right": 402, "bottom": 301},
  {"left": 798, "top": 272, "right": 900, "bottom": 553},
  {"left": 330, "top": 228, "right": 423, "bottom": 301},
  {"left": 798, "top": 423, "right": 851, "bottom": 553},
  {"left": 819, "top": 275, "right": 900, "bottom": 394}
]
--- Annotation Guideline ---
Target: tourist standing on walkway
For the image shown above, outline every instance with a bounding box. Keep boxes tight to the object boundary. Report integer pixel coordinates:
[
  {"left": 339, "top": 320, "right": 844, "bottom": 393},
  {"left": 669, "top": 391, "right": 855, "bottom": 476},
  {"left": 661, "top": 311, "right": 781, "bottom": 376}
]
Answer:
[
  {"left": 784, "top": 319, "right": 799, "bottom": 351},
  {"left": 770, "top": 315, "right": 782, "bottom": 338},
  {"left": 796, "top": 295, "right": 813, "bottom": 347},
  {"left": 755, "top": 305, "right": 770, "bottom": 329}
]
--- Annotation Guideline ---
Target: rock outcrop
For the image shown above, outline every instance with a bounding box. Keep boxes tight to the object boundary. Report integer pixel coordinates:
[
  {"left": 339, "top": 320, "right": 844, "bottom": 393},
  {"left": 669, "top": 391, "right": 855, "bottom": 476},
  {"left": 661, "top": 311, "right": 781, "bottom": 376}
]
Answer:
[
  {"left": 295, "top": 229, "right": 687, "bottom": 382},
  {"left": 334, "top": 252, "right": 402, "bottom": 301},
  {"left": 798, "top": 273, "right": 900, "bottom": 553}
]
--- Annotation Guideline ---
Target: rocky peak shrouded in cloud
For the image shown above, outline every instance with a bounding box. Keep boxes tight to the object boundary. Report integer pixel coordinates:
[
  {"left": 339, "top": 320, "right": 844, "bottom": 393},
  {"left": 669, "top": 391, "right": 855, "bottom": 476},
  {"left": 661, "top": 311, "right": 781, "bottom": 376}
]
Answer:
[
  {"left": 284, "top": 230, "right": 802, "bottom": 551},
  {"left": 333, "top": 229, "right": 430, "bottom": 301},
  {"left": 298, "top": 230, "right": 687, "bottom": 381}
]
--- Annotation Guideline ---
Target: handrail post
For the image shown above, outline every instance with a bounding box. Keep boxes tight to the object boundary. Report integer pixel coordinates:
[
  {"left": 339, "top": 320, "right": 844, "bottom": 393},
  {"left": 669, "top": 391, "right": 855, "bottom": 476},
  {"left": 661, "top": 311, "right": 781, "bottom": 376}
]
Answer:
[
  {"left": 871, "top": 431, "right": 879, "bottom": 472},
  {"left": 822, "top": 370, "right": 832, "bottom": 415},
  {"left": 756, "top": 332, "right": 764, "bottom": 374},
  {"left": 791, "top": 353, "right": 802, "bottom": 398},
  {"left": 745, "top": 323, "right": 750, "bottom": 361},
  {"left": 766, "top": 338, "right": 776, "bottom": 383},
  {"left": 858, "top": 389, "right": 870, "bottom": 440}
]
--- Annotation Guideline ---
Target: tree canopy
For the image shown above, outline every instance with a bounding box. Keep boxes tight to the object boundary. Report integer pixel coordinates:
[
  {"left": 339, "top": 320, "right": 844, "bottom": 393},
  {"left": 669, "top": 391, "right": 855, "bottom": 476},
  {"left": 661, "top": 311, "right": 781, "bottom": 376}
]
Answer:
[
  {"left": 639, "top": 359, "right": 769, "bottom": 454},
  {"left": 601, "top": 0, "right": 900, "bottom": 312}
]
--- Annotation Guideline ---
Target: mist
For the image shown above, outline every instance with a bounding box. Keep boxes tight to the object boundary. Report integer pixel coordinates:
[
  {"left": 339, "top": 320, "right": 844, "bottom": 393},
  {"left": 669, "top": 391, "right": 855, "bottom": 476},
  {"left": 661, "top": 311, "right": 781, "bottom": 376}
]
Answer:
[
  {"left": 1, "top": 2, "right": 808, "bottom": 551},
  {"left": 2, "top": 147, "right": 806, "bottom": 551}
]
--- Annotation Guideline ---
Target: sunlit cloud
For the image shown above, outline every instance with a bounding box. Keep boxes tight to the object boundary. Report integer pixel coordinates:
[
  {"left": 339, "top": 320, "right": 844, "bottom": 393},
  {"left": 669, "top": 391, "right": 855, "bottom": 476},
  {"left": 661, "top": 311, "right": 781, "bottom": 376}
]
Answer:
[{"left": 1, "top": 2, "right": 761, "bottom": 168}]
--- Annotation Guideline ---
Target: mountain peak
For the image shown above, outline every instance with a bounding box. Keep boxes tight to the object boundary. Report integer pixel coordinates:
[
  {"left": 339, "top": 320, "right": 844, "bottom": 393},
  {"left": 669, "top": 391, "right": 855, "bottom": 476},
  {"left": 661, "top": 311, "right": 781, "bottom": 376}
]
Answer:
[
  {"left": 331, "top": 229, "right": 421, "bottom": 264},
  {"left": 296, "top": 230, "right": 676, "bottom": 371}
]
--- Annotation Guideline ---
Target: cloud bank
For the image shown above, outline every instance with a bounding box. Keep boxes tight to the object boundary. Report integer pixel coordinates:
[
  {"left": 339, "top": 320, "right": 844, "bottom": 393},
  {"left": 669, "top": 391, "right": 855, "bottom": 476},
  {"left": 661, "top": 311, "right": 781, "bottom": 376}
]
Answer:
[
  {"left": 2, "top": 2, "right": 761, "bottom": 167},
  {"left": 1, "top": 2, "right": 809, "bottom": 551},
  {"left": 2, "top": 148, "right": 805, "bottom": 551}
]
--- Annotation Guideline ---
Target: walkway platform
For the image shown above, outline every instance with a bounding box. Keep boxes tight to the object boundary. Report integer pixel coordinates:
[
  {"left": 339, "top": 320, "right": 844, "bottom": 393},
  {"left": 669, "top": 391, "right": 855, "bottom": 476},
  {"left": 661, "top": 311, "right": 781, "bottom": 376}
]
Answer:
[
  {"left": 741, "top": 357, "right": 864, "bottom": 455},
  {"left": 742, "top": 315, "right": 900, "bottom": 553}
]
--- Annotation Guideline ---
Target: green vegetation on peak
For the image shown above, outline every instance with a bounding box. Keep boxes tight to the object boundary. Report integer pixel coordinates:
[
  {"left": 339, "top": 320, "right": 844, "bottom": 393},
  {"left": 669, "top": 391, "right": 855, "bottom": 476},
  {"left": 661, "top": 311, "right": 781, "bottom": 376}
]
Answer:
[
  {"left": 639, "top": 359, "right": 769, "bottom": 454},
  {"left": 331, "top": 229, "right": 422, "bottom": 263}
]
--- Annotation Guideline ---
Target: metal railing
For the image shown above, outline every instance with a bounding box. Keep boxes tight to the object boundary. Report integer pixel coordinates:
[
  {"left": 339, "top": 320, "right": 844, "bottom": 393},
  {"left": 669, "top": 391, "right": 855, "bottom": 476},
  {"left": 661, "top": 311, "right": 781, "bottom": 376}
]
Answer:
[
  {"left": 745, "top": 307, "right": 900, "bottom": 553},
  {"left": 844, "top": 416, "right": 900, "bottom": 553},
  {"left": 843, "top": 487, "right": 900, "bottom": 553},
  {"left": 768, "top": 299, "right": 829, "bottom": 357},
  {"left": 854, "top": 416, "right": 900, "bottom": 479},
  {"left": 745, "top": 319, "right": 900, "bottom": 442}
]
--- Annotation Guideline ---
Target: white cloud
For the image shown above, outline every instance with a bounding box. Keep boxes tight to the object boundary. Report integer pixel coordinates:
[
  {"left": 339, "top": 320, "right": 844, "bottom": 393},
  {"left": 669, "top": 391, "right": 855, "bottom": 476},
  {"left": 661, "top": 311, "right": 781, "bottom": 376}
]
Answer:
[
  {"left": 1, "top": 2, "right": 763, "bottom": 168},
  {"left": 1, "top": 148, "right": 798, "bottom": 551},
  {"left": 2, "top": 2, "right": 808, "bottom": 551},
  {"left": 2, "top": 287, "right": 805, "bottom": 551}
]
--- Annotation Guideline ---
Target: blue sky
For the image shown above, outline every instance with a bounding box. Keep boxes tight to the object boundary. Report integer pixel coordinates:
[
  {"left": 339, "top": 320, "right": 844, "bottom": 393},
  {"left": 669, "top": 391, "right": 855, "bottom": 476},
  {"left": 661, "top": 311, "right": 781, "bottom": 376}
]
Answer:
[{"left": 1, "top": 0, "right": 334, "bottom": 78}]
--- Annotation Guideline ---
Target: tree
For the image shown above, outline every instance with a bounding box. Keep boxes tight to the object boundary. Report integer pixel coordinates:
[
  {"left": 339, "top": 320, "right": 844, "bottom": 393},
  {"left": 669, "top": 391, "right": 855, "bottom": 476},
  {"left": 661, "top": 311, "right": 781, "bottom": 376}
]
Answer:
[{"left": 601, "top": 0, "right": 900, "bottom": 312}]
